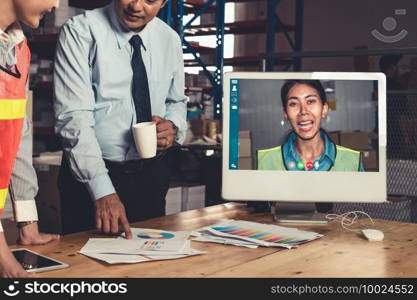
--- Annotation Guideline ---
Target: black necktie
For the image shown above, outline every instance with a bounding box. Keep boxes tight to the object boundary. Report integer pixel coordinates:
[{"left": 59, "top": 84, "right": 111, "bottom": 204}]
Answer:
[{"left": 129, "top": 35, "right": 152, "bottom": 123}]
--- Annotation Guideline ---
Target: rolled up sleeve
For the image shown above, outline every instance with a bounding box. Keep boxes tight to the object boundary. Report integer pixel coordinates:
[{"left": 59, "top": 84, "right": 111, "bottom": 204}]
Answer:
[{"left": 54, "top": 20, "right": 115, "bottom": 201}]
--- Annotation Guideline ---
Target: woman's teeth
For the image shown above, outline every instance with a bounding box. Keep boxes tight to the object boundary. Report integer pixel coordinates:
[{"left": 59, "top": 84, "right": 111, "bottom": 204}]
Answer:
[{"left": 298, "top": 121, "right": 313, "bottom": 128}]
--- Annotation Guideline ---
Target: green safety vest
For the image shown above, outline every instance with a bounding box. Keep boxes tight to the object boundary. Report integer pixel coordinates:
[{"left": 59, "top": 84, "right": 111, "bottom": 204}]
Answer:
[{"left": 257, "top": 145, "right": 361, "bottom": 171}]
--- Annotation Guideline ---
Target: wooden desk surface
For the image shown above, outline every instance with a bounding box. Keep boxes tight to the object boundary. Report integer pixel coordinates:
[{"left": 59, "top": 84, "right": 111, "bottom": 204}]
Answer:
[{"left": 13, "top": 203, "right": 417, "bottom": 278}]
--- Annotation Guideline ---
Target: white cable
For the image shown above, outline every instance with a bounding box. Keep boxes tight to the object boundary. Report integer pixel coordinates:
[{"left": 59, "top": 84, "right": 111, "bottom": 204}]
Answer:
[{"left": 325, "top": 211, "right": 375, "bottom": 232}]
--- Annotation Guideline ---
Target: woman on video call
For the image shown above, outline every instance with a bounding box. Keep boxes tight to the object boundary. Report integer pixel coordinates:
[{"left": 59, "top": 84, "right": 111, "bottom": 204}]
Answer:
[{"left": 257, "top": 80, "right": 365, "bottom": 172}]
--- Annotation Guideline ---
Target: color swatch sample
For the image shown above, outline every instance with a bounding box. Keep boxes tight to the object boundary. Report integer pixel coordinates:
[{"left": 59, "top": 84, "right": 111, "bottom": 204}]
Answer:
[
  {"left": 195, "top": 220, "right": 322, "bottom": 249},
  {"left": 211, "top": 225, "right": 297, "bottom": 244}
]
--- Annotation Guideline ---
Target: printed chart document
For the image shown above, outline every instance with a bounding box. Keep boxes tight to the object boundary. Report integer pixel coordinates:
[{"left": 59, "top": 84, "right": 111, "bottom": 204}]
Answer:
[
  {"left": 80, "top": 238, "right": 190, "bottom": 255},
  {"left": 119, "top": 228, "right": 191, "bottom": 241},
  {"left": 192, "top": 219, "right": 323, "bottom": 249},
  {"left": 79, "top": 228, "right": 204, "bottom": 264}
]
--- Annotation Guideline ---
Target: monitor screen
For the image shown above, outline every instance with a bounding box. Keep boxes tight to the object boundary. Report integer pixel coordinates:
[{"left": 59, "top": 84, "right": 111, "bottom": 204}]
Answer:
[{"left": 222, "top": 72, "right": 387, "bottom": 203}]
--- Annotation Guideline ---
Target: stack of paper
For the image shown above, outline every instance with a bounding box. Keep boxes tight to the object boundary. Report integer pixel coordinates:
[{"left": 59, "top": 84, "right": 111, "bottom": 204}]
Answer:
[
  {"left": 192, "top": 219, "right": 323, "bottom": 249},
  {"left": 79, "top": 228, "right": 204, "bottom": 264}
]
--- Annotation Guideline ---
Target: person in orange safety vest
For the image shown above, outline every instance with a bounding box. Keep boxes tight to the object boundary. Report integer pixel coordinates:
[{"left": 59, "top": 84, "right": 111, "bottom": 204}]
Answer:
[{"left": 0, "top": 0, "right": 60, "bottom": 278}]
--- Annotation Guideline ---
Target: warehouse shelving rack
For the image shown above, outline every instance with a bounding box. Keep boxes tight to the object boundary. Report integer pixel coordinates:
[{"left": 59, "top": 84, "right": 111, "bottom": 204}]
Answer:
[
  {"left": 172, "top": 0, "right": 301, "bottom": 119},
  {"left": 31, "top": 0, "right": 303, "bottom": 129}
]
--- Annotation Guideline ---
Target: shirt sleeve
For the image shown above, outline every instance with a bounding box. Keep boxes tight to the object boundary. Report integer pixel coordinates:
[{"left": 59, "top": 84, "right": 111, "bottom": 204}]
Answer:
[
  {"left": 10, "top": 116, "right": 39, "bottom": 222},
  {"left": 164, "top": 35, "right": 188, "bottom": 144},
  {"left": 54, "top": 20, "right": 116, "bottom": 201}
]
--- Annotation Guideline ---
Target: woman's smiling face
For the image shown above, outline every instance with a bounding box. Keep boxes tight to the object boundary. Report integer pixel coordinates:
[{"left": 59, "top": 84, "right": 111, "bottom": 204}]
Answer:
[{"left": 284, "top": 83, "right": 329, "bottom": 141}]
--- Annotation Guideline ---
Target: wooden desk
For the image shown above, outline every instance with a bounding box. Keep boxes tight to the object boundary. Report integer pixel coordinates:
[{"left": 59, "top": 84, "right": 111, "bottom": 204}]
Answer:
[{"left": 12, "top": 203, "right": 417, "bottom": 278}]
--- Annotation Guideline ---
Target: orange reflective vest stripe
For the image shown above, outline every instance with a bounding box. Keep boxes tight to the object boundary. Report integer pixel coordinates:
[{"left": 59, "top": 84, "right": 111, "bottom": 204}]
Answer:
[{"left": 0, "top": 38, "right": 30, "bottom": 214}]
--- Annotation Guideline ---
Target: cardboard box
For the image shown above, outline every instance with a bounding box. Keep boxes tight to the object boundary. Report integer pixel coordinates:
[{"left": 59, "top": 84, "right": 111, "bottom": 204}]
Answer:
[
  {"left": 360, "top": 149, "right": 378, "bottom": 171},
  {"left": 166, "top": 185, "right": 206, "bottom": 215},
  {"left": 165, "top": 187, "right": 183, "bottom": 215},
  {"left": 182, "top": 185, "right": 205, "bottom": 211},
  {"left": 185, "top": 73, "right": 196, "bottom": 86},
  {"left": 199, "top": 12, "right": 215, "bottom": 25},
  {"left": 327, "top": 131, "right": 340, "bottom": 145},
  {"left": 207, "top": 120, "right": 222, "bottom": 139},
  {"left": 339, "top": 131, "right": 369, "bottom": 150},
  {"left": 239, "top": 131, "right": 252, "bottom": 157},
  {"left": 189, "top": 119, "right": 222, "bottom": 138},
  {"left": 239, "top": 157, "right": 253, "bottom": 170},
  {"left": 189, "top": 119, "right": 207, "bottom": 137},
  {"left": 196, "top": 71, "right": 212, "bottom": 87}
]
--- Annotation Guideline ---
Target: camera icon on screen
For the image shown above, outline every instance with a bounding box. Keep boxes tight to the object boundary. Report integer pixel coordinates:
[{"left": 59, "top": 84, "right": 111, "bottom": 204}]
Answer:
[
  {"left": 371, "top": 9, "right": 408, "bottom": 43},
  {"left": 3, "top": 281, "right": 20, "bottom": 297}
]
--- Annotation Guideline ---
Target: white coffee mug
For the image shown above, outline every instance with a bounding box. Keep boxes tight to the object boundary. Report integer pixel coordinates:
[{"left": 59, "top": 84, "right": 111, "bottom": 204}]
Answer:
[{"left": 132, "top": 122, "right": 157, "bottom": 159}]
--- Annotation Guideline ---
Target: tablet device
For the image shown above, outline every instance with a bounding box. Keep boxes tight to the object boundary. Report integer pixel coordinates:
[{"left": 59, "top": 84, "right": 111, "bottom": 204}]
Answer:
[{"left": 12, "top": 248, "right": 69, "bottom": 273}]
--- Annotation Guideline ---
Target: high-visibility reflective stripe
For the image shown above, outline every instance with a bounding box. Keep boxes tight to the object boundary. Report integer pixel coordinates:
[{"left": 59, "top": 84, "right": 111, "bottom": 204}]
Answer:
[
  {"left": 258, "top": 145, "right": 281, "bottom": 154},
  {"left": 0, "top": 99, "right": 26, "bottom": 120},
  {"left": 0, "top": 188, "right": 8, "bottom": 210},
  {"left": 336, "top": 145, "right": 360, "bottom": 154}
]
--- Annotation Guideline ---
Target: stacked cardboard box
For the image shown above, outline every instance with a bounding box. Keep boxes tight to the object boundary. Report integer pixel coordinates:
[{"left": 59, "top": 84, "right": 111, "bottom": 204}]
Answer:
[
  {"left": 361, "top": 149, "right": 378, "bottom": 171},
  {"left": 189, "top": 119, "right": 208, "bottom": 137},
  {"left": 328, "top": 131, "right": 377, "bottom": 171},
  {"left": 165, "top": 187, "right": 182, "bottom": 215},
  {"left": 339, "top": 131, "right": 369, "bottom": 150},
  {"left": 238, "top": 131, "right": 253, "bottom": 170},
  {"left": 326, "top": 131, "right": 340, "bottom": 145},
  {"left": 189, "top": 119, "right": 222, "bottom": 138},
  {"left": 165, "top": 185, "right": 206, "bottom": 215},
  {"left": 182, "top": 185, "right": 206, "bottom": 211},
  {"left": 196, "top": 71, "right": 213, "bottom": 87}
]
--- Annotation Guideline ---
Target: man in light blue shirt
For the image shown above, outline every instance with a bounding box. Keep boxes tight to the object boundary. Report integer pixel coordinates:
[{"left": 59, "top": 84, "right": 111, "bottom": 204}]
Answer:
[{"left": 54, "top": 0, "right": 187, "bottom": 237}]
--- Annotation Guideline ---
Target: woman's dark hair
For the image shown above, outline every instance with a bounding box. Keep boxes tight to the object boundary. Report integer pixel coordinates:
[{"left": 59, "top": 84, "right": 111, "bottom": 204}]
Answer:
[{"left": 281, "top": 80, "right": 327, "bottom": 111}]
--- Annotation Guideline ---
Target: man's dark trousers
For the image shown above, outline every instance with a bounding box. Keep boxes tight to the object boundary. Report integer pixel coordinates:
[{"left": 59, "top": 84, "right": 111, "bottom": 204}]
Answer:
[{"left": 58, "top": 154, "right": 170, "bottom": 235}]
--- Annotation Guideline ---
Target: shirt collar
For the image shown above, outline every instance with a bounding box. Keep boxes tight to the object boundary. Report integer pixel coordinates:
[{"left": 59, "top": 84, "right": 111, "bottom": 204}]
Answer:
[
  {"left": 283, "top": 130, "right": 336, "bottom": 168},
  {"left": 0, "top": 22, "right": 25, "bottom": 47},
  {"left": 321, "top": 130, "right": 336, "bottom": 163},
  {"left": 283, "top": 131, "right": 302, "bottom": 164},
  {"left": 107, "top": 3, "right": 153, "bottom": 51}
]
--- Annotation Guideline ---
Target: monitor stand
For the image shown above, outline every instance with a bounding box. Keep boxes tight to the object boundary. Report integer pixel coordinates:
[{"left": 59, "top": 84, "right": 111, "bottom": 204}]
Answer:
[{"left": 271, "top": 202, "right": 329, "bottom": 224}]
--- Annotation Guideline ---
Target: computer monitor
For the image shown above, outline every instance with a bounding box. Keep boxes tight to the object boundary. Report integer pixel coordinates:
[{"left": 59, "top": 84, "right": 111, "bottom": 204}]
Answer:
[{"left": 222, "top": 72, "right": 387, "bottom": 208}]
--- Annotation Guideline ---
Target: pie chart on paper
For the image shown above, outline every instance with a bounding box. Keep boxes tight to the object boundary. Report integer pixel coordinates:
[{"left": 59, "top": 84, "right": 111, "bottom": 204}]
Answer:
[{"left": 137, "top": 231, "right": 175, "bottom": 240}]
